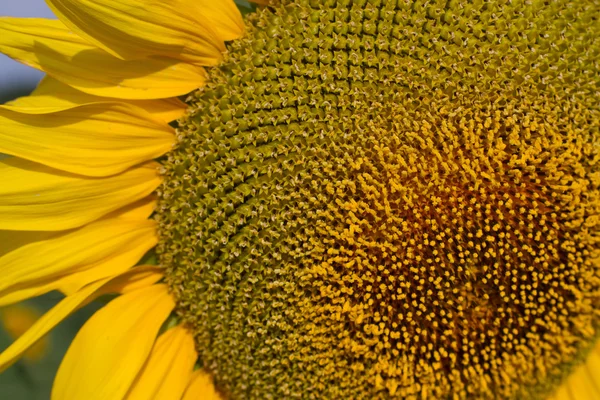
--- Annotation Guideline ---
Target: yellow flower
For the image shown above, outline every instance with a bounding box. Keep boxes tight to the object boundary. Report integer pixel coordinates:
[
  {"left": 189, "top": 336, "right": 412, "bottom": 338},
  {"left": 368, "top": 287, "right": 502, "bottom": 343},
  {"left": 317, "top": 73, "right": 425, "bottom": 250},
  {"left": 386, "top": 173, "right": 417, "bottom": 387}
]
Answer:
[{"left": 0, "top": 0, "right": 599, "bottom": 399}]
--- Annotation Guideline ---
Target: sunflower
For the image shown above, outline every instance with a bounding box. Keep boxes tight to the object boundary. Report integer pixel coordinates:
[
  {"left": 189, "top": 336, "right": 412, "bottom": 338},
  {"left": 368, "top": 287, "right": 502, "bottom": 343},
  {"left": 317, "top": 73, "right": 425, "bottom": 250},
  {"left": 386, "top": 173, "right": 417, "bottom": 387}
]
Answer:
[{"left": 0, "top": 0, "right": 599, "bottom": 399}]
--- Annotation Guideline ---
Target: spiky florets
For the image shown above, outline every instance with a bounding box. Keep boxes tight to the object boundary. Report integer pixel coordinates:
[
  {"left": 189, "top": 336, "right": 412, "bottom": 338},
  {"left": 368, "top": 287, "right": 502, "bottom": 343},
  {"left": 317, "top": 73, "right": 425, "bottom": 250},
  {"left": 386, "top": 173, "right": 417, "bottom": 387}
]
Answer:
[{"left": 157, "top": 0, "right": 600, "bottom": 398}]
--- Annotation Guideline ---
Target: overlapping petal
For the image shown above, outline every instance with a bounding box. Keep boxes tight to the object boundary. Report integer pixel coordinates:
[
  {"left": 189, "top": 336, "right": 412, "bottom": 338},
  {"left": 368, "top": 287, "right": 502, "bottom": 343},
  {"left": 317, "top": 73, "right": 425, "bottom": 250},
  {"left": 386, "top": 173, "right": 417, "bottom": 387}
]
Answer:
[
  {"left": 0, "top": 196, "right": 154, "bottom": 259},
  {"left": 10, "top": 77, "right": 187, "bottom": 123},
  {"left": 52, "top": 284, "right": 175, "bottom": 400},
  {"left": 0, "top": 266, "right": 163, "bottom": 373},
  {"left": 45, "top": 0, "right": 243, "bottom": 63},
  {"left": 193, "top": 0, "right": 245, "bottom": 41},
  {"left": 0, "top": 18, "right": 207, "bottom": 99},
  {"left": 102, "top": 196, "right": 157, "bottom": 222},
  {"left": 0, "top": 218, "right": 157, "bottom": 306},
  {"left": 0, "top": 230, "right": 58, "bottom": 258},
  {"left": 125, "top": 325, "right": 197, "bottom": 400},
  {"left": 0, "top": 158, "right": 160, "bottom": 231},
  {"left": 0, "top": 102, "right": 174, "bottom": 176}
]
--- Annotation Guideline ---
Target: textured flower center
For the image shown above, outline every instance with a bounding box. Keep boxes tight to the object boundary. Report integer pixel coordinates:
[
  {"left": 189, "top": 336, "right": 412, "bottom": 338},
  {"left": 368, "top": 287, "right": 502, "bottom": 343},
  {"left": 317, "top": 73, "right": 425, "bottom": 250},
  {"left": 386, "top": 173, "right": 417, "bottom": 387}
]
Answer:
[{"left": 157, "top": 0, "right": 600, "bottom": 398}]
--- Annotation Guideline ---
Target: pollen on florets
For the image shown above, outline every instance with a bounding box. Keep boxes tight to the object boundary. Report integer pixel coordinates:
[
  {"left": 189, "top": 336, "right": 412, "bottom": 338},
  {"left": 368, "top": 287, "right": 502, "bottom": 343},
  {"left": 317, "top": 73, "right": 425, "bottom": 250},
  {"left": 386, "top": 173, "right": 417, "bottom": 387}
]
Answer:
[{"left": 156, "top": 0, "right": 600, "bottom": 399}]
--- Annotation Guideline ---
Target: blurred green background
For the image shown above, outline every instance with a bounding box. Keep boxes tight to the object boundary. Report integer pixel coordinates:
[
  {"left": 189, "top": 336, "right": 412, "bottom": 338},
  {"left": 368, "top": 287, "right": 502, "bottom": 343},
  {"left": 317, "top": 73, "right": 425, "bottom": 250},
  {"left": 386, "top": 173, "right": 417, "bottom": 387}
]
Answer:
[
  {"left": 0, "top": 298, "right": 101, "bottom": 399},
  {"left": 0, "top": 1, "right": 257, "bottom": 398}
]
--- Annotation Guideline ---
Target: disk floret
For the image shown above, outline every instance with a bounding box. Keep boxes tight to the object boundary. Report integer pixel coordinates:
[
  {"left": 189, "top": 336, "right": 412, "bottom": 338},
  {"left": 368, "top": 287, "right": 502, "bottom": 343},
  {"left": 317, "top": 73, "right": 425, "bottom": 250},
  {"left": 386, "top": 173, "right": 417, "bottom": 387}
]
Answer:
[{"left": 157, "top": 0, "right": 600, "bottom": 398}]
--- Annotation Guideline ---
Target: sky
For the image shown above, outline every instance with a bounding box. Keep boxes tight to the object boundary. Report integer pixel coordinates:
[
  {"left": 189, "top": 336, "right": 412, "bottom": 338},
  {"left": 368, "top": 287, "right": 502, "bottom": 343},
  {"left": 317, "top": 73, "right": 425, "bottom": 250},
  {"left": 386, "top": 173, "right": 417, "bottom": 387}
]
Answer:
[{"left": 0, "top": 0, "right": 55, "bottom": 99}]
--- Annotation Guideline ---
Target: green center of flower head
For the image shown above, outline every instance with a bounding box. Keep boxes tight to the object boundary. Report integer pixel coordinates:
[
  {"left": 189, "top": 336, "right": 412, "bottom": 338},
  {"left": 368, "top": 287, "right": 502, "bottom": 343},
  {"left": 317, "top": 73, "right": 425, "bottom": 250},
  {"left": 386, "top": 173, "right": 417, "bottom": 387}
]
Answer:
[{"left": 157, "top": 0, "right": 600, "bottom": 398}]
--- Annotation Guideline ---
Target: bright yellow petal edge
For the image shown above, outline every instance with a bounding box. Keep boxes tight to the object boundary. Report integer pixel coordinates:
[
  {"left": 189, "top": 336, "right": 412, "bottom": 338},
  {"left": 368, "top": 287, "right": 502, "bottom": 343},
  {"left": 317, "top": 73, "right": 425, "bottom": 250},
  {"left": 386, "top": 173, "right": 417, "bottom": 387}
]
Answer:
[
  {"left": 0, "top": 0, "right": 247, "bottom": 398},
  {"left": 0, "top": 1, "right": 597, "bottom": 400}
]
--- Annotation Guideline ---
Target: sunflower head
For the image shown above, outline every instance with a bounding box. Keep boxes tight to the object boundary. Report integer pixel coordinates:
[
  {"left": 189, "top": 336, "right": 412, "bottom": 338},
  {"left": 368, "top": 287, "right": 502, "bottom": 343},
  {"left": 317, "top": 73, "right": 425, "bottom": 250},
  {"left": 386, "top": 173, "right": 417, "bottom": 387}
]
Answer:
[
  {"left": 159, "top": 0, "right": 600, "bottom": 399},
  {"left": 0, "top": 0, "right": 600, "bottom": 399}
]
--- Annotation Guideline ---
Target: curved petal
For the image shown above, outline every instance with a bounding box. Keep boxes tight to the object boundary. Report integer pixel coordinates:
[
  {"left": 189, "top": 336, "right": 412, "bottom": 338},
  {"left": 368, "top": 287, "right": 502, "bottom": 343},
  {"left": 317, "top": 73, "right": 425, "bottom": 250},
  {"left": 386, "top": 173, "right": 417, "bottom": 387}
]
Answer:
[
  {"left": 125, "top": 325, "right": 197, "bottom": 400},
  {"left": 0, "top": 196, "right": 154, "bottom": 258},
  {"left": 190, "top": 1, "right": 245, "bottom": 42},
  {"left": 183, "top": 370, "right": 223, "bottom": 400},
  {"left": 0, "top": 18, "right": 207, "bottom": 99},
  {"left": 547, "top": 383, "right": 571, "bottom": 400},
  {"left": 45, "top": 0, "right": 243, "bottom": 63},
  {"left": 52, "top": 284, "right": 175, "bottom": 400},
  {"left": 0, "top": 102, "right": 174, "bottom": 176},
  {"left": 0, "top": 218, "right": 157, "bottom": 306},
  {"left": 9, "top": 77, "right": 186, "bottom": 123},
  {"left": 549, "top": 341, "right": 600, "bottom": 400},
  {"left": 102, "top": 196, "right": 157, "bottom": 222},
  {"left": 0, "top": 230, "right": 58, "bottom": 258},
  {"left": 0, "top": 266, "right": 163, "bottom": 373},
  {"left": 0, "top": 158, "right": 160, "bottom": 231},
  {"left": 562, "top": 354, "right": 600, "bottom": 399}
]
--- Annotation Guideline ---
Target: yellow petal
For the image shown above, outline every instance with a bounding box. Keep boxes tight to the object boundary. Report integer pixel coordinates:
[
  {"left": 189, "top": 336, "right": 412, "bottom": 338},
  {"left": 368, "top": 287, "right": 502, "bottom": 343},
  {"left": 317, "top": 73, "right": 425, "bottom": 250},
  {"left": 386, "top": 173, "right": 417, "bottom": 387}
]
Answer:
[
  {"left": 0, "top": 18, "right": 207, "bottom": 99},
  {"left": 125, "top": 325, "right": 197, "bottom": 400},
  {"left": 0, "top": 230, "right": 58, "bottom": 258},
  {"left": 0, "top": 287, "right": 98, "bottom": 373},
  {"left": 45, "top": 0, "right": 242, "bottom": 64},
  {"left": 52, "top": 284, "right": 175, "bottom": 400},
  {"left": 584, "top": 348, "right": 600, "bottom": 388},
  {"left": 0, "top": 158, "right": 160, "bottom": 231},
  {"left": 105, "top": 266, "right": 165, "bottom": 295},
  {"left": 183, "top": 370, "right": 223, "bottom": 400},
  {"left": 563, "top": 356, "right": 600, "bottom": 400},
  {"left": 190, "top": 1, "right": 245, "bottom": 42},
  {"left": 0, "top": 218, "right": 157, "bottom": 306},
  {"left": 105, "top": 196, "right": 157, "bottom": 221},
  {"left": 0, "top": 102, "right": 174, "bottom": 176},
  {"left": 0, "top": 304, "right": 49, "bottom": 362},
  {"left": 549, "top": 341, "right": 600, "bottom": 400},
  {"left": 0, "top": 266, "right": 163, "bottom": 373},
  {"left": 0, "top": 196, "right": 154, "bottom": 258},
  {"left": 550, "top": 383, "right": 572, "bottom": 400},
  {"left": 10, "top": 77, "right": 186, "bottom": 123},
  {"left": 54, "top": 200, "right": 157, "bottom": 295}
]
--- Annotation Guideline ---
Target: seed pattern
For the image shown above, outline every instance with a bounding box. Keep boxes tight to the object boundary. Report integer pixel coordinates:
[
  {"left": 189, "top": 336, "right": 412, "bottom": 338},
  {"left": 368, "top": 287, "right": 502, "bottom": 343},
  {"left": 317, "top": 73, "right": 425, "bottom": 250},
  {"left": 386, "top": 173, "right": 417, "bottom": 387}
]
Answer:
[{"left": 157, "top": 0, "right": 600, "bottom": 398}]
